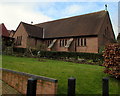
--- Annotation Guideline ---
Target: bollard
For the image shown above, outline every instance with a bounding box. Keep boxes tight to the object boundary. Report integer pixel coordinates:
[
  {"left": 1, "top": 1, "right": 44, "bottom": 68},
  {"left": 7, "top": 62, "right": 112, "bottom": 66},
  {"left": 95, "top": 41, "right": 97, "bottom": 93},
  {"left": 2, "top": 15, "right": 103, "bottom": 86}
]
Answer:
[
  {"left": 102, "top": 77, "right": 109, "bottom": 96},
  {"left": 68, "top": 77, "right": 76, "bottom": 96},
  {"left": 27, "top": 78, "right": 37, "bottom": 96}
]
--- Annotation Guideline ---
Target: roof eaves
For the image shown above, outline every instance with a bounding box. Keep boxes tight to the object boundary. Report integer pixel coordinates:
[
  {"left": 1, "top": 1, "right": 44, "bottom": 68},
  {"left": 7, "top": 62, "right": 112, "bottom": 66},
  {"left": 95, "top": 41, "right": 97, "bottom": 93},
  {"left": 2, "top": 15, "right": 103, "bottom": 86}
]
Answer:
[{"left": 44, "top": 35, "right": 98, "bottom": 39}]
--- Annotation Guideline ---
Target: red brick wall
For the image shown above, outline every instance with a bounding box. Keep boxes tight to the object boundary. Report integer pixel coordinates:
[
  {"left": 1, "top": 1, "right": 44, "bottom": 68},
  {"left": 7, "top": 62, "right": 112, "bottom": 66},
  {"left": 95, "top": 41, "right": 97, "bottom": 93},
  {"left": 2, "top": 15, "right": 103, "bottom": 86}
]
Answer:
[
  {"left": 14, "top": 23, "right": 44, "bottom": 50},
  {"left": 1, "top": 68, "right": 58, "bottom": 95},
  {"left": 76, "top": 37, "right": 98, "bottom": 53},
  {"left": 46, "top": 37, "right": 98, "bottom": 53},
  {"left": 13, "top": 23, "right": 28, "bottom": 48}
]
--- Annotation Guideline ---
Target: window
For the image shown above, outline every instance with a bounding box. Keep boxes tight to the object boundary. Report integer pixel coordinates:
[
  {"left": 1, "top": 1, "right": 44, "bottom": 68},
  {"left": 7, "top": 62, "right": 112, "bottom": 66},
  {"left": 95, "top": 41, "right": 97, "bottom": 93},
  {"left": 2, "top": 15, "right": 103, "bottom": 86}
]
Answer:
[
  {"left": 77, "top": 38, "right": 86, "bottom": 46},
  {"left": 15, "top": 36, "right": 22, "bottom": 46},
  {"left": 84, "top": 38, "right": 86, "bottom": 46},
  {"left": 60, "top": 40, "right": 62, "bottom": 47},
  {"left": 65, "top": 39, "right": 67, "bottom": 46},
  {"left": 62, "top": 40, "right": 64, "bottom": 47},
  {"left": 60, "top": 39, "right": 67, "bottom": 47},
  {"left": 77, "top": 38, "right": 80, "bottom": 46},
  {"left": 15, "top": 37, "right": 18, "bottom": 45},
  {"left": 81, "top": 38, "right": 83, "bottom": 46},
  {"left": 47, "top": 40, "right": 52, "bottom": 46}
]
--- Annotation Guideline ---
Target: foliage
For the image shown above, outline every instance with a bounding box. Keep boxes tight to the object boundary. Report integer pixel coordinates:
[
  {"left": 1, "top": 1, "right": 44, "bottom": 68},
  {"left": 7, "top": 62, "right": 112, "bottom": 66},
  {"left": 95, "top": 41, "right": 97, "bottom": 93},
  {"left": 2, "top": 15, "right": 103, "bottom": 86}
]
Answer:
[
  {"left": 99, "top": 46, "right": 105, "bottom": 53},
  {"left": 12, "top": 48, "right": 103, "bottom": 62},
  {"left": 0, "top": 36, "right": 1, "bottom": 53},
  {"left": 2, "top": 37, "right": 14, "bottom": 55},
  {"left": 36, "top": 43, "right": 47, "bottom": 51},
  {"left": 103, "top": 44, "right": 120, "bottom": 78},
  {"left": 13, "top": 48, "right": 26, "bottom": 53},
  {"left": 40, "top": 51, "right": 103, "bottom": 61}
]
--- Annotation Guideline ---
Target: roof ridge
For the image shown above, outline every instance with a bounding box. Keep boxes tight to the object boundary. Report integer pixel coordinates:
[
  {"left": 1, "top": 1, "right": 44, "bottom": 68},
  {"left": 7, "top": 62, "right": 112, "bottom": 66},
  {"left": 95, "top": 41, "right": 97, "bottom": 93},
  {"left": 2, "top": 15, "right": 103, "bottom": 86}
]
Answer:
[{"left": 21, "top": 22, "right": 41, "bottom": 28}]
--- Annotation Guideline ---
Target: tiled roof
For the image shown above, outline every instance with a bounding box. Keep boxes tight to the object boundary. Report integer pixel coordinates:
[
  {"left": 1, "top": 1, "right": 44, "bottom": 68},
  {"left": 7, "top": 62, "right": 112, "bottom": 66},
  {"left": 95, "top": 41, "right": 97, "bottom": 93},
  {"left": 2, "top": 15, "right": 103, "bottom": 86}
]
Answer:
[
  {"left": 0, "top": 23, "right": 9, "bottom": 37},
  {"left": 21, "top": 22, "right": 43, "bottom": 38},
  {"left": 35, "top": 10, "right": 107, "bottom": 39}
]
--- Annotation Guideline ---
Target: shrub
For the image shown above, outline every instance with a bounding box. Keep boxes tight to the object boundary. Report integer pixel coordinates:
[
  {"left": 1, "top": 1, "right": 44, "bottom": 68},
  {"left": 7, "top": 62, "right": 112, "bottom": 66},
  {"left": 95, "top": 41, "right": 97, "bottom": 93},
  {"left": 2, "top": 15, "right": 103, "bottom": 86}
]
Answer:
[
  {"left": 13, "top": 48, "right": 26, "bottom": 53},
  {"left": 103, "top": 44, "right": 120, "bottom": 78},
  {"left": 12, "top": 48, "right": 103, "bottom": 62},
  {"left": 40, "top": 51, "right": 103, "bottom": 61}
]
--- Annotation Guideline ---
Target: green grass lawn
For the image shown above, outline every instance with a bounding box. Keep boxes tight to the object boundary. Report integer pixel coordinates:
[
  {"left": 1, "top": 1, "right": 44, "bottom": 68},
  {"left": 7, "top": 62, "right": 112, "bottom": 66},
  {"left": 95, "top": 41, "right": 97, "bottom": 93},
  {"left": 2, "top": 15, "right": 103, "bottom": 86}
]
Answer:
[
  {"left": 2, "top": 55, "right": 120, "bottom": 95},
  {"left": 0, "top": 55, "right": 2, "bottom": 68}
]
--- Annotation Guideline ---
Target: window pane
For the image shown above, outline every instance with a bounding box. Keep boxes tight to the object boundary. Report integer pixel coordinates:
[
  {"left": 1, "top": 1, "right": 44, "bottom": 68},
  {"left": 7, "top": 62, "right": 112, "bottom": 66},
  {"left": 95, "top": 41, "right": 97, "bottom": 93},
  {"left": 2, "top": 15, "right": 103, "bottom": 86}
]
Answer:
[
  {"left": 84, "top": 38, "right": 86, "bottom": 46},
  {"left": 77, "top": 38, "right": 79, "bottom": 46},
  {"left": 63, "top": 40, "right": 64, "bottom": 47},
  {"left": 20, "top": 36, "right": 22, "bottom": 45},
  {"left": 81, "top": 38, "right": 83, "bottom": 46},
  {"left": 65, "top": 40, "right": 67, "bottom": 46},
  {"left": 60, "top": 40, "right": 61, "bottom": 47}
]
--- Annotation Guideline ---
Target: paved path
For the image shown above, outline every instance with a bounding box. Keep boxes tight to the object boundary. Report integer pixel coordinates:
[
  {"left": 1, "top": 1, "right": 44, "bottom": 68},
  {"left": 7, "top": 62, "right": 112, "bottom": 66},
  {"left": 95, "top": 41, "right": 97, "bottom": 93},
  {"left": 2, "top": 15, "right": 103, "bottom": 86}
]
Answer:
[{"left": 0, "top": 80, "right": 22, "bottom": 95}]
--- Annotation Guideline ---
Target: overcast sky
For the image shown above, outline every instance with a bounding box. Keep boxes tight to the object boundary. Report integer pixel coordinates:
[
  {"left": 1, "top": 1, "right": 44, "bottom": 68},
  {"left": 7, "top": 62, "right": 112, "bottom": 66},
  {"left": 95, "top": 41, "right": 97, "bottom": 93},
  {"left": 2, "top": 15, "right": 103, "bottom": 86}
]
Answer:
[{"left": 0, "top": 0, "right": 119, "bottom": 38}]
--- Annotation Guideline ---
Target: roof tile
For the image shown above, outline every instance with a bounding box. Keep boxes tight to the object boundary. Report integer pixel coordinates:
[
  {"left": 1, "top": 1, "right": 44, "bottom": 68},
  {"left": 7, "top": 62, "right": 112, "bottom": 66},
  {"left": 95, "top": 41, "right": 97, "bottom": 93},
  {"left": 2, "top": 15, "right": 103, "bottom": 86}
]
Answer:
[{"left": 36, "top": 10, "right": 107, "bottom": 38}]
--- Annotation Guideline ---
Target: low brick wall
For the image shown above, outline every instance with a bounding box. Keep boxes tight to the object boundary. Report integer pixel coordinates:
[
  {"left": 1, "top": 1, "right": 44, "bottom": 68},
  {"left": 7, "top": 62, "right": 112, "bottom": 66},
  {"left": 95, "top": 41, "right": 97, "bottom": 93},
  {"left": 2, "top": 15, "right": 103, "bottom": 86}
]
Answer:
[{"left": 0, "top": 68, "right": 58, "bottom": 95}]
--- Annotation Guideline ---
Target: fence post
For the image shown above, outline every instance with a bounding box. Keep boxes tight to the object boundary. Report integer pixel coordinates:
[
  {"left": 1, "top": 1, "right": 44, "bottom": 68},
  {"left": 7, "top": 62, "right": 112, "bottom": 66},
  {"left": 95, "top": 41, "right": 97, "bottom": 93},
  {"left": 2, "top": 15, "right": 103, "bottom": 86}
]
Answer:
[
  {"left": 27, "top": 78, "right": 37, "bottom": 96},
  {"left": 102, "top": 77, "right": 109, "bottom": 96},
  {"left": 68, "top": 77, "right": 76, "bottom": 96}
]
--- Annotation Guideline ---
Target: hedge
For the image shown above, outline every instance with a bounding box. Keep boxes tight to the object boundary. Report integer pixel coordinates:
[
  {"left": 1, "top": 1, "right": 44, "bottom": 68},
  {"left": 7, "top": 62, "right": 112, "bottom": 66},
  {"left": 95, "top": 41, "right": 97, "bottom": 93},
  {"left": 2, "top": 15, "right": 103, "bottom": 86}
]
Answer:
[
  {"left": 13, "top": 48, "right": 26, "bottom": 53},
  {"left": 13, "top": 48, "right": 103, "bottom": 61},
  {"left": 40, "top": 51, "right": 103, "bottom": 61}
]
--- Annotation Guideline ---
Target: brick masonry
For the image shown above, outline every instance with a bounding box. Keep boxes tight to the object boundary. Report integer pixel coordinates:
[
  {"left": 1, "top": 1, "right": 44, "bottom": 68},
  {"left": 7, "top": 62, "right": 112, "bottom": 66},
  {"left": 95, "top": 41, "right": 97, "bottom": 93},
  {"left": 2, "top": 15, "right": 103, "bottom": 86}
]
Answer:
[{"left": 0, "top": 68, "right": 58, "bottom": 95}]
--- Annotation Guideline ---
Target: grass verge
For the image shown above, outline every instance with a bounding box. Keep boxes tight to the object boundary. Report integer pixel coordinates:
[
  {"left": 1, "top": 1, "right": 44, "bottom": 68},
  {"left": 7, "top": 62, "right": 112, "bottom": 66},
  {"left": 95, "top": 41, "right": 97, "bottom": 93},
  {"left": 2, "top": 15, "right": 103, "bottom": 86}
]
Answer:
[{"left": 2, "top": 55, "right": 120, "bottom": 94}]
